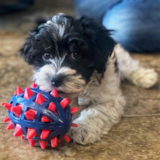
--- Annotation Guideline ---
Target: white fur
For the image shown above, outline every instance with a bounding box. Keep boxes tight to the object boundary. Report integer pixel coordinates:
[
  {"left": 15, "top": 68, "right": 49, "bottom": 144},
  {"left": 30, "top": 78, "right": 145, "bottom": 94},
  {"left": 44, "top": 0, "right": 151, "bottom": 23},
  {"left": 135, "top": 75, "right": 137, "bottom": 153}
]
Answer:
[
  {"left": 33, "top": 64, "right": 56, "bottom": 92},
  {"left": 50, "top": 56, "right": 66, "bottom": 70},
  {"left": 69, "top": 52, "right": 125, "bottom": 145},
  {"left": 33, "top": 44, "right": 158, "bottom": 145},
  {"left": 45, "top": 13, "right": 68, "bottom": 40},
  {"left": 33, "top": 57, "right": 86, "bottom": 93},
  {"left": 52, "top": 13, "right": 66, "bottom": 38},
  {"left": 114, "top": 44, "right": 158, "bottom": 88},
  {"left": 68, "top": 45, "right": 158, "bottom": 145}
]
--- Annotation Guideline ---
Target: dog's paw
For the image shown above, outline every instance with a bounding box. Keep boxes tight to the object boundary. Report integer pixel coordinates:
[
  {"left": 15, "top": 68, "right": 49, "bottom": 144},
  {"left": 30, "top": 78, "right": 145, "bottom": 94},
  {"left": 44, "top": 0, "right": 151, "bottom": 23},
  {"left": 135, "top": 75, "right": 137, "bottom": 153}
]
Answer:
[
  {"left": 130, "top": 68, "right": 158, "bottom": 88},
  {"left": 68, "top": 121, "right": 101, "bottom": 145}
]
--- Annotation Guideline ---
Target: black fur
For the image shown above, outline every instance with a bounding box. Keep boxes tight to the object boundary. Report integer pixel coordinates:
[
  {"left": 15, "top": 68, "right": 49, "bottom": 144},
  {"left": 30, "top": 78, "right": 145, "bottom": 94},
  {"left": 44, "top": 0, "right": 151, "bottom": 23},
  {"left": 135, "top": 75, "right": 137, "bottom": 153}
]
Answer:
[{"left": 20, "top": 15, "right": 115, "bottom": 82}]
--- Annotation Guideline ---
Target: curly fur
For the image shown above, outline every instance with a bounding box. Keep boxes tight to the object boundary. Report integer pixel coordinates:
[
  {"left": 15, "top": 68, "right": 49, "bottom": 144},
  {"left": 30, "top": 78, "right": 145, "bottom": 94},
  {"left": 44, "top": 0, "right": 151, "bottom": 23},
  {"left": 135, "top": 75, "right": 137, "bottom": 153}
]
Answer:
[{"left": 20, "top": 13, "right": 158, "bottom": 145}]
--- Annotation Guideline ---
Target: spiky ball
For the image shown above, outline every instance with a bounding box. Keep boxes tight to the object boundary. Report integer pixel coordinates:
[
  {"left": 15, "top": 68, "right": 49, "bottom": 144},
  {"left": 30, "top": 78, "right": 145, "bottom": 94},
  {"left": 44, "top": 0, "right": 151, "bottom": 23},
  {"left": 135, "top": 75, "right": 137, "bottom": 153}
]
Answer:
[{"left": 2, "top": 83, "right": 78, "bottom": 149}]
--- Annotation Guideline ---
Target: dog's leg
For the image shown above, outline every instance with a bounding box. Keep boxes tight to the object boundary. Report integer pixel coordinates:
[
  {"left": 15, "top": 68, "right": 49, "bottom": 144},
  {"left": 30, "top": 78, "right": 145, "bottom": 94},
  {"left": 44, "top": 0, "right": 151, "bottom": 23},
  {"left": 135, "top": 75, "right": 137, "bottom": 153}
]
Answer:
[
  {"left": 69, "top": 102, "right": 124, "bottom": 145},
  {"left": 115, "top": 44, "right": 158, "bottom": 88},
  {"left": 69, "top": 55, "right": 125, "bottom": 145}
]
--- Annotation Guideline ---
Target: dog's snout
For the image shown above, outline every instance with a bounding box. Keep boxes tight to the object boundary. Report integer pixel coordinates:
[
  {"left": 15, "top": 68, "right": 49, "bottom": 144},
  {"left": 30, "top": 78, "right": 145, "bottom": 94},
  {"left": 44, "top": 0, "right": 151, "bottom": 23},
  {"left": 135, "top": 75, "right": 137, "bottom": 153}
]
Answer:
[{"left": 50, "top": 76, "right": 63, "bottom": 87}]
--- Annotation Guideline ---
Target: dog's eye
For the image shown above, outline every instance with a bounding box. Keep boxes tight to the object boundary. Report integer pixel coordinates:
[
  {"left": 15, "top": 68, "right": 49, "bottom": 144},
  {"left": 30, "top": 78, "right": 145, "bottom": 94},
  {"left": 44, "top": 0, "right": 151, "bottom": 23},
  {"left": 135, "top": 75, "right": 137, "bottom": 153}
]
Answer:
[
  {"left": 71, "top": 52, "right": 80, "bottom": 59},
  {"left": 43, "top": 53, "right": 51, "bottom": 60}
]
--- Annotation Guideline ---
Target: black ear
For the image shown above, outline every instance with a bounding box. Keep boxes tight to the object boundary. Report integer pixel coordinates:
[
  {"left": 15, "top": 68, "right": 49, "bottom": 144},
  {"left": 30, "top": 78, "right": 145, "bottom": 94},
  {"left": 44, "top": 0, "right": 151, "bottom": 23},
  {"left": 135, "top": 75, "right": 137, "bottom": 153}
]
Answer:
[
  {"left": 20, "top": 31, "right": 37, "bottom": 64},
  {"left": 79, "top": 17, "right": 115, "bottom": 73},
  {"left": 93, "top": 30, "right": 115, "bottom": 73}
]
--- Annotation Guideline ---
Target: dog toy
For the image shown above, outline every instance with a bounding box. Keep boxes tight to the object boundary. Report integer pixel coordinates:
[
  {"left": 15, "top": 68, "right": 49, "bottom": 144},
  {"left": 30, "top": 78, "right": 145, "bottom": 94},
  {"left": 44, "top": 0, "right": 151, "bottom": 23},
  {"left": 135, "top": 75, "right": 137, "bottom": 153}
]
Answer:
[{"left": 2, "top": 83, "right": 78, "bottom": 149}]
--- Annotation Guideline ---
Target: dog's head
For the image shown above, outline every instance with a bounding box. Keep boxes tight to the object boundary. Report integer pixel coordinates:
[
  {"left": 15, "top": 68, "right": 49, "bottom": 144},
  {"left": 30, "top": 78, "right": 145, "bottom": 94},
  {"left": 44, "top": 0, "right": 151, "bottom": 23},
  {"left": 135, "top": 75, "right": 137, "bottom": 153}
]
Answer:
[{"left": 20, "top": 13, "right": 115, "bottom": 98}]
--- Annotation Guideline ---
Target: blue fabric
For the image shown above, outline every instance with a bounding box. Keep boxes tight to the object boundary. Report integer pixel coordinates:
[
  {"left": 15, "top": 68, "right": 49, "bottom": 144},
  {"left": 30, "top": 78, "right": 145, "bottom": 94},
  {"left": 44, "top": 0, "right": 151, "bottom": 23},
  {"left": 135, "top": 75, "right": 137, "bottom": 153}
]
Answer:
[
  {"left": 102, "top": 0, "right": 160, "bottom": 52},
  {"left": 74, "top": 0, "right": 122, "bottom": 23},
  {"left": 75, "top": 0, "right": 160, "bottom": 53}
]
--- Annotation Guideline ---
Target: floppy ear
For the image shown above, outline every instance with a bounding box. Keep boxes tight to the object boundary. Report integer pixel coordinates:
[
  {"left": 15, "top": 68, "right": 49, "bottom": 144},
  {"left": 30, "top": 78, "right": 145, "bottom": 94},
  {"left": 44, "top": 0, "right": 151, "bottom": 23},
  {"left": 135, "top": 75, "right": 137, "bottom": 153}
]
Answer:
[
  {"left": 20, "top": 31, "right": 37, "bottom": 65},
  {"left": 93, "top": 30, "right": 115, "bottom": 73},
  {"left": 79, "top": 17, "right": 115, "bottom": 73}
]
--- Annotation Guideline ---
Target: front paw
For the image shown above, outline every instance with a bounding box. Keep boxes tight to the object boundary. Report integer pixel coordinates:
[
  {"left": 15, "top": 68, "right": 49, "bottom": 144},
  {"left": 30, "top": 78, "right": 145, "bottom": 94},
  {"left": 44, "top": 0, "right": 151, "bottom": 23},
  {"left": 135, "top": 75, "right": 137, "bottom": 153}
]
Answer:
[{"left": 68, "top": 121, "right": 101, "bottom": 145}]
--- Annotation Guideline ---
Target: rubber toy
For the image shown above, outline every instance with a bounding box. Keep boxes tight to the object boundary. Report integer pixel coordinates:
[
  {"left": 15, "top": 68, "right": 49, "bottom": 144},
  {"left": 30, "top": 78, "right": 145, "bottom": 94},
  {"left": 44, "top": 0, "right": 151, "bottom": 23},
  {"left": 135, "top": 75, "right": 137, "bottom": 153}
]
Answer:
[{"left": 2, "top": 82, "right": 78, "bottom": 149}]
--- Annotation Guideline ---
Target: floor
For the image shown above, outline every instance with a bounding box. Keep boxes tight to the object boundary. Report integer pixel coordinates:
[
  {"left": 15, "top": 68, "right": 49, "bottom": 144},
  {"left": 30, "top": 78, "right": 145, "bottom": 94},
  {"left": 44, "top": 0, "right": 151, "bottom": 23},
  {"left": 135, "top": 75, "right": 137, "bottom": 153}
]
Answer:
[{"left": 1, "top": 1, "right": 160, "bottom": 160}]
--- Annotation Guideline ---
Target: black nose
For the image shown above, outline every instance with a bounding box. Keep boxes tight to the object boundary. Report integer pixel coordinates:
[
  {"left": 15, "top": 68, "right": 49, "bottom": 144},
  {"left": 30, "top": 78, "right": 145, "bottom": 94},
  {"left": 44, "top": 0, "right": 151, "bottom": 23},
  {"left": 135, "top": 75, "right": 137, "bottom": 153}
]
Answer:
[{"left": 50, "top": 76, "right": 63, "bottom": 87}]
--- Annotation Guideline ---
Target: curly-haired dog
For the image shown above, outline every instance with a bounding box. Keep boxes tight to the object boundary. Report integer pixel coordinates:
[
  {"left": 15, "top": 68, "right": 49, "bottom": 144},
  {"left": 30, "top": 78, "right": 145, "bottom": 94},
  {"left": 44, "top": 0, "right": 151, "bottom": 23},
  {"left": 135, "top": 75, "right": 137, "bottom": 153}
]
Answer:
[{"left": 20, "top": 13, "right": 158, "bottom": 145}]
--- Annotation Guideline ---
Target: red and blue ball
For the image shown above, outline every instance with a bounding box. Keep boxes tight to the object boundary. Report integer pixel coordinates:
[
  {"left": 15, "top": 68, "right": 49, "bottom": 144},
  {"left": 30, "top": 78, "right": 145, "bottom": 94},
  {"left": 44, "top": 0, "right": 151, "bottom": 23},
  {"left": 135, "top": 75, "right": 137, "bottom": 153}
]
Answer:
[{"left": 2, "top": 83, "right": 78, "bottom": 149}]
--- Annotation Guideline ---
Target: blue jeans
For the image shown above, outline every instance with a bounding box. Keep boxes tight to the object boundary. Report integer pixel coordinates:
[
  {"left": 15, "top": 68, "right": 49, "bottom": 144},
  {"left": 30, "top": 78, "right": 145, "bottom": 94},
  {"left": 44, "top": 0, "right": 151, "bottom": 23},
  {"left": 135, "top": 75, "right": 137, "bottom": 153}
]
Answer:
[{"left": 75, "top": 0, "right": 160, "bottom": 53}]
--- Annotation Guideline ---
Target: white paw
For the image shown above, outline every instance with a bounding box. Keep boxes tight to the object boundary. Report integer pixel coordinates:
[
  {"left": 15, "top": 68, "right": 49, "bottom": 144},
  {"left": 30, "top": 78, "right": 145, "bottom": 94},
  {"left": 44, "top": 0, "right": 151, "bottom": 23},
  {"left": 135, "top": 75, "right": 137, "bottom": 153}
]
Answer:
[
  {"left": 68, "top": 121, "right": 101, "bottom": 145},
  {"left": 130, "top": 68, "right": 158, "bottom": 88}
]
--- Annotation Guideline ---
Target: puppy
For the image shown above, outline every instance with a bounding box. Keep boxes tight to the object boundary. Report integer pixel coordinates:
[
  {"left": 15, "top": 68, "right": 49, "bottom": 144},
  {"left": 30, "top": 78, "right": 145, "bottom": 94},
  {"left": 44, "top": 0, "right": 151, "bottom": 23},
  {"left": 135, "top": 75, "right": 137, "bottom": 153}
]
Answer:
[{"left": 20, "top": 13, "right": 158, "bottom": 145}]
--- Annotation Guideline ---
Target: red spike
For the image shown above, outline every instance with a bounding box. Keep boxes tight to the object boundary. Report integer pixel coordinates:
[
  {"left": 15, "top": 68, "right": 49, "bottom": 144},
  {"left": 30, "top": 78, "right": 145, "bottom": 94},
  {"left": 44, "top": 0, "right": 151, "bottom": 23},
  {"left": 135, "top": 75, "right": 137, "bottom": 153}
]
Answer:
[
  {"left": 40, "top": 130, "right": 50, "bottom": 140},
  {"left": 51, "top": 137, "right": 57, "bottom": 148},
  {"left": 13, "top": 124, "right": 24, "bottom": 137},
  {"left": 57, "top": 139, "right": 62, "bottom": 143},
  {"left": 41, "top": 116, "right": 52, "bottom": 122},
  {"left": 1, "top": 102, "right": 12, "bottom": 111},
  {"left": 16, "top": 86, "right": 23, "bottom": 96},
  {"left": 31, "top": 82, "right": 37, "bottom": 88},
  {"left": 28, "top": 139, "right": 36, "bottom": 147},
  {"left": 35, "top": 93, "right": 46, "bottom": 105},
  {"left": 39, "top": 141, "right": 48, "bottom": 149},
  {"left": 11, "top": 105, "right": 22, "bottom": 117},
  {"left": 27, "top": 128, "right": 37, "bottom": 139},
  {"left": 24, "top": 88, "right": 34, "bottom": 99},
  {"left": 3, "top": 116, "right": 10, "bottom": 122},
  {"left": 6, "top": 121, "right": 14, "bottom": 130},
  {"left": 48, "top": 102, "right": 56, "bottom": 113},
  {"left": 68, "top": 99, "right": 72, "bottom": 104},
  {"left": 60, "top": 98, "right": 69, "bottom": 109},
  {"left": 21, "top": 135, "right": 24, "bottom": 139},
  {"left": 24, "top": 109, "right": 36, "bottom": 121},
  {"left": 71, "top": 123, "right": 78, "bottom": 127},
  {"left": 50, "top": 88, "right": 59, "bottom": 97},
  {"left": 70, "top": 107, "right": 78, "bottom": 114},
  {"left": 63, "top": 134, "right": 70, "bottom": 142}
]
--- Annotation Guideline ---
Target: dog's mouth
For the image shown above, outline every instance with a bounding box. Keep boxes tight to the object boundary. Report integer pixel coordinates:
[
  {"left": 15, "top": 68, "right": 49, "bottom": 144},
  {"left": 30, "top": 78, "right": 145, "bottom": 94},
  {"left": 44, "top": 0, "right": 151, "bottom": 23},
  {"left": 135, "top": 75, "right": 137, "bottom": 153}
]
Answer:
[
  {"left": 58, "top": 90, "right": 80, "bottom": 95},
  {"left": 57, "top": 91, "right": 66, "bottom": 95},
  {"left": 56, "top": 88, "right": 79, "bottom": 94},
  {"left": 38, "top": 84, "right": 81, "bottom": 99},
  {"left": 56, "top": 88, "right": 81, "bottom": 99}
]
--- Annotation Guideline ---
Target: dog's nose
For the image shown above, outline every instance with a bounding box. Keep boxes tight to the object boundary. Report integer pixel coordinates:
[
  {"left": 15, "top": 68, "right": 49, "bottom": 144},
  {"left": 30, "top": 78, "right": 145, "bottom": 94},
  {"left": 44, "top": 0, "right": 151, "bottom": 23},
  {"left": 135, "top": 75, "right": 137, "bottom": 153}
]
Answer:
[{"left": 50, "top": 76, "right": 62, "bottom": 87}]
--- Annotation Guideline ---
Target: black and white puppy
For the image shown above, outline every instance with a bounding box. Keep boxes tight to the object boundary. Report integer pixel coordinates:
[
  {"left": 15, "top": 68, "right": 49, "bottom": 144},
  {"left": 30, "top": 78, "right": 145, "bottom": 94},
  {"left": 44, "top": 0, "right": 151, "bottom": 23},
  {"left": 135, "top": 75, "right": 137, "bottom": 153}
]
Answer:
[{"left": 21, "top": 13, "right": 158, "bottom": 145}]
